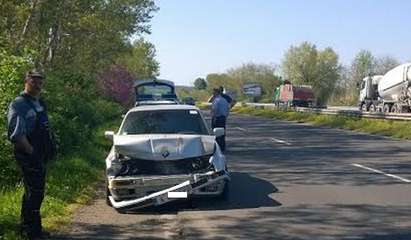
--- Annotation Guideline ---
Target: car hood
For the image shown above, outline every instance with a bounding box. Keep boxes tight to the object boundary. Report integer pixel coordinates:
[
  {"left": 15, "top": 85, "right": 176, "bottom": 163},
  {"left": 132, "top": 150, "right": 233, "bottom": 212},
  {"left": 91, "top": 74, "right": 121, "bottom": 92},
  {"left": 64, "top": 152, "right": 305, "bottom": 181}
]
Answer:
[{"left": 113, "top": 134, "right": 215, "bottom": 160}]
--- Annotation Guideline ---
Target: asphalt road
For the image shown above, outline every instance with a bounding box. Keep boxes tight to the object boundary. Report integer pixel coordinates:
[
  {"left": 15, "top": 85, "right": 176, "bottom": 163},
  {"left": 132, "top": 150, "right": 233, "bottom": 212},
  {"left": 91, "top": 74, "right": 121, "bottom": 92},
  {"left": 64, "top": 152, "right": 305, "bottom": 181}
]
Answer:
[{"left": 56, "top": 113, "right": 411, "bottom": 240}]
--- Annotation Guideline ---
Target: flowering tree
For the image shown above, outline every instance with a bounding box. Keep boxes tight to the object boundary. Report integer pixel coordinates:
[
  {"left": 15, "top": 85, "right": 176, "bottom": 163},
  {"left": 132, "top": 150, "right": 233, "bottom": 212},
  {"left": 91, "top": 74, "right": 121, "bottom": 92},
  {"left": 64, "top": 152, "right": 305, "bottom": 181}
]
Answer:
[{"left": 97, "top": 64, "right": 135, "bottom": 107}]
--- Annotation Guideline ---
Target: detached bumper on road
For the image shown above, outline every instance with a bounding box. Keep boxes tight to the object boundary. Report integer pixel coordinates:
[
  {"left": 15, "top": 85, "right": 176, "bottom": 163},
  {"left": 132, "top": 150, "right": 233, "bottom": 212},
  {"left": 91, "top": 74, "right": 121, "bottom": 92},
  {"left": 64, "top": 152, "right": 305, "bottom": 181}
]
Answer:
[{"left": 108, "top": 170, "right": 229, "bottom": 210}]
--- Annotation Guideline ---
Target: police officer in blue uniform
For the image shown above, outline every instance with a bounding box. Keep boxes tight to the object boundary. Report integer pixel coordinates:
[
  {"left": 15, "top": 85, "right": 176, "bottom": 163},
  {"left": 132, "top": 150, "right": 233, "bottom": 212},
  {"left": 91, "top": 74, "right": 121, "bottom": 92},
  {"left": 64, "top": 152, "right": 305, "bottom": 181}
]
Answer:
[
  {"left": 7, "top": 70, "right": 54, "bottom": 240},
  {"left": 211, "top": 88, "right": 230, "bottom": 151}
]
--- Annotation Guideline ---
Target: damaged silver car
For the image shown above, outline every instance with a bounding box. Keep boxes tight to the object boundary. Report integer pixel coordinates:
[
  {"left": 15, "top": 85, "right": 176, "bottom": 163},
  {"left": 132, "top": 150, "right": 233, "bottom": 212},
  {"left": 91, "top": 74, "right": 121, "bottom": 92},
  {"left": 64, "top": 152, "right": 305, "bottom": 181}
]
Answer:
[{"left": 104, "top": 104, "right": 229, "bottom": 212}]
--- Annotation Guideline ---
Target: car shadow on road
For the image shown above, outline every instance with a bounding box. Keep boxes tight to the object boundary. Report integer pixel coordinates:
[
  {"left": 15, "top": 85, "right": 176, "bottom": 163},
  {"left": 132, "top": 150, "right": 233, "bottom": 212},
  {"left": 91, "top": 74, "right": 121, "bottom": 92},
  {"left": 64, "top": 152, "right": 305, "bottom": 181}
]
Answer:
[
  {"left": 361, "top": 232, "right": 411, "bottom": 240},
  {"left": 177, "top": 204, "right": 411, "bottom": 240},
  {"left": 126, "top": 171, "right": 281, "bottom": 214},
  {"left": 188, "top": 171, "right": 281, "bottom": 211}
]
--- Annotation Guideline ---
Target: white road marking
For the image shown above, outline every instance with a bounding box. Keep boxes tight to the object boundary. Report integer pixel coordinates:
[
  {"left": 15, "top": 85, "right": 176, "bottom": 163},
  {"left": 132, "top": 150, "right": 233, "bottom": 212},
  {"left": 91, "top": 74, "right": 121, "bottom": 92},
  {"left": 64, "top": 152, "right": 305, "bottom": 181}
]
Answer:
[
  {"left": 352, "top": 163, "right": 411, "bottom": 183},
  {"left": 235, "top": 127, "right": 247, "bottom": 132},
  {"left": 270, "top": 137, "right": 291, "bottom": 145}
]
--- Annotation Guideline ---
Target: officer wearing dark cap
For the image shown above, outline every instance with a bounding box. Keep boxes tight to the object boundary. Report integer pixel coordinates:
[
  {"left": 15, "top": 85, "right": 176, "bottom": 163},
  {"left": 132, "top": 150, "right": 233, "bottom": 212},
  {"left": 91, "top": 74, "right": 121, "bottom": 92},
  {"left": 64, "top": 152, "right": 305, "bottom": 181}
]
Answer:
[{"left": 7, "top": 70, "right": 55, "bottom": 240}]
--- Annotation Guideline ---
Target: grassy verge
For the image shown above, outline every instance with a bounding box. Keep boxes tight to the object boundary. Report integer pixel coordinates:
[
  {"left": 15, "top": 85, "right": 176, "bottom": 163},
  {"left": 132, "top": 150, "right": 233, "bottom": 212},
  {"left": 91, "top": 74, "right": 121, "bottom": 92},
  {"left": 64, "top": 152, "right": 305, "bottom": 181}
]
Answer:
[
  {"left": 196, "top": 102, "right": 211, "bottom": 110},
  {"left": 0, "top": 120, "right": 119, "bottom": 240},
  {"left": 232, "top": 106, "right": 411, "bottom": 139}
]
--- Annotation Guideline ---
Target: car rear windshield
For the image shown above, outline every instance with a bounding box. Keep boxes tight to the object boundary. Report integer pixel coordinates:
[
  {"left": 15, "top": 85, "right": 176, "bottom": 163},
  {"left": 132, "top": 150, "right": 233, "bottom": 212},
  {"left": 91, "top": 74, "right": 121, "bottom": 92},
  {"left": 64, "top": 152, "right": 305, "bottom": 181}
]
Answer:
[
  {"left": 137, "top": 84, "right": 173, "bottom": 95},
  {"left": 120, "top": 110, "right": 209, "bottom": 135}
]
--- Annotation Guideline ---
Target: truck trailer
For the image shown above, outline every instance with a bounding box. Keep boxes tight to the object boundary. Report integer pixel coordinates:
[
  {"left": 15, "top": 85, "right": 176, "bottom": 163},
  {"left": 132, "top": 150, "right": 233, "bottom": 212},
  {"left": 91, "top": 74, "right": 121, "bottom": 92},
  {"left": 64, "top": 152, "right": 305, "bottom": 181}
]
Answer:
[
  {"left": 359, "top": 63, "right": 411, "bottom": 113},
  {"left": 273, "top": 82, "right": 315, "bottom": 108}
]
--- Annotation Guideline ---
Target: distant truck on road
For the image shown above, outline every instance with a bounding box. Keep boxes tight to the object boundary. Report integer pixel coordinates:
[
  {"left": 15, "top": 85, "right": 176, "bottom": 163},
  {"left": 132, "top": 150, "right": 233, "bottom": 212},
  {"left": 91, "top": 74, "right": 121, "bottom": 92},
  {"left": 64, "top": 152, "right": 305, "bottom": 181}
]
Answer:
[
  {"left": 273, "top": 81, "right": 315, "bottom": 107},
  {"left": 358, "top": 63, "right": 411, "bottom": 113}
]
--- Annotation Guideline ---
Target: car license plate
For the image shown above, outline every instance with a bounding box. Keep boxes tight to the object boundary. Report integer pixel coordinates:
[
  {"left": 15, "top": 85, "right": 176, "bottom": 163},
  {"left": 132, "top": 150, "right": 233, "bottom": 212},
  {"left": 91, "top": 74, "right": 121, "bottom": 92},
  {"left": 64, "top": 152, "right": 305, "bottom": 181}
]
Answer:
[{"left": 168, "top": 191, "right": 188, "bottom": 199}]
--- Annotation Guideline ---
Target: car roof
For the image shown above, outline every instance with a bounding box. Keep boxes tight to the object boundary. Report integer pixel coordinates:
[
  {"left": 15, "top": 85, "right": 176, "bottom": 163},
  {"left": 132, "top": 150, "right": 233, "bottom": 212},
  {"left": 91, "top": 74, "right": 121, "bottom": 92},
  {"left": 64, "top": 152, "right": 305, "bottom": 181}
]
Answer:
[
  {"left": 135, "top": 100, "right": 179, "bottom": 106},
  {"left": 128, "top": 104, "right": 201, "bottom": 113},
  {"left": 133, "top": 79, "right": 175, "bottom": 87}
]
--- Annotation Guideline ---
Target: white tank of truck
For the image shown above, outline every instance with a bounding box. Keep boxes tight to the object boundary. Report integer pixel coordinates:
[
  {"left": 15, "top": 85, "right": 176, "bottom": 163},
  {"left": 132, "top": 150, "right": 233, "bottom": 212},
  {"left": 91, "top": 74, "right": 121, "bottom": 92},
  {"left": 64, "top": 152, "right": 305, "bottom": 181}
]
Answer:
[
  {"left": 359, "top": 63, "right": 411, "bottom": 112},
  {"left": 377, "top": 63, "right": 411, "bottom": 101}
]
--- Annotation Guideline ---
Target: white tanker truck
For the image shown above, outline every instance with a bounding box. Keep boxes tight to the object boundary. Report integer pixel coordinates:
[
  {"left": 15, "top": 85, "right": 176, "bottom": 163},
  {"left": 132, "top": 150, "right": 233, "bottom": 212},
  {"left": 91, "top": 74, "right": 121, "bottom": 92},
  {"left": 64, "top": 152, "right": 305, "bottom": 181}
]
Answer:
[{"left": 359, "top": 63, "right": 411, "bottom": 113}]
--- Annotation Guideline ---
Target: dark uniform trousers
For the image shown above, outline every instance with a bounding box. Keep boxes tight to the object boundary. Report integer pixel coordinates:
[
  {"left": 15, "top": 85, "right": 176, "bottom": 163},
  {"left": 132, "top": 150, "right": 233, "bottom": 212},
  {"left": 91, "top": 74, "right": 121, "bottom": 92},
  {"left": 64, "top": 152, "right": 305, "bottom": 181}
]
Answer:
[
  {"left": 15, "top": 153, "right": 46, "bottom": 237},
  {"left": 15, "top": 95, "right": 51, "bottom": 238},
  {"left": 212, "top": 116, "right": 227, "bottom": 151}
]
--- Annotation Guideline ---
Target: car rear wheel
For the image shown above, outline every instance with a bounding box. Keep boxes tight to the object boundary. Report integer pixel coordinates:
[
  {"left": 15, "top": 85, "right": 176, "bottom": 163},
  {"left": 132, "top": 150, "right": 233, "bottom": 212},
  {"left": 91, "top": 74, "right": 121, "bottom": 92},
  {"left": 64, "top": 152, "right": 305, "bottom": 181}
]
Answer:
[
  {"left": 369, "top": 103, "right": 376, "bottom": 112},
  {"left": 383, "top": 104, "right": 391, "bottom": 113},
  {"left": 360, "top": 102, "right": 368, "bottom": 111}
]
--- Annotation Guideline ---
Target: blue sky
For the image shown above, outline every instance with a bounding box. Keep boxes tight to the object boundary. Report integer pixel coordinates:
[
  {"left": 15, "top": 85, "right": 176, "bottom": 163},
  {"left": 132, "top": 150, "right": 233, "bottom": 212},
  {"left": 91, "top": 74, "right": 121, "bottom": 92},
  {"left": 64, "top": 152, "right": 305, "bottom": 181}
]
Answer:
[{"left": 145, "top": 0, "right": 411, "bottom": 86}]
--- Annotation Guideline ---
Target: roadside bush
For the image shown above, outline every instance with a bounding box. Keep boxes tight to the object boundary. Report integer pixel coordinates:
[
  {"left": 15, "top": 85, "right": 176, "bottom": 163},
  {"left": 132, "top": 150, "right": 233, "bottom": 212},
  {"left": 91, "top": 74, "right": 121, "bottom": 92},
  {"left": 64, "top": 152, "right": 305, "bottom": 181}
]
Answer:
[
  {"left": 260, "top": 98, "right": 274, "bottom": 103},
  {"left": 43, "top": 70, "right": 122, "bottom": 153},
  {"left": 0, "top": 64, "right": 123, "bottom": 189},
  {"left": 0, "top": 60, "right": 122, "bottom": 237},
  {"left": 97, "top": 64, "right": 135, "bottom": 108},
  {"left": 0, "top": 50, "right": 33, "bottom": 188},
  {"left": 0, "top": 119, "right": 120, "bottom": 239}
]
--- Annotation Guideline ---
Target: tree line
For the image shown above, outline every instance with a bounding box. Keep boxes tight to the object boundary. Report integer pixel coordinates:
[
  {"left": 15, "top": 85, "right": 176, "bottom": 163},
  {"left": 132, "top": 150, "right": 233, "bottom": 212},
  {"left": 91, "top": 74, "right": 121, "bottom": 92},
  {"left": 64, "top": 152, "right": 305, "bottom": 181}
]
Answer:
[
  {"left": 0, "top": 0, "right": 159, "bottom": 188},
  {"left": 185, "top": 42, "right": 402, "bottom": 106}
]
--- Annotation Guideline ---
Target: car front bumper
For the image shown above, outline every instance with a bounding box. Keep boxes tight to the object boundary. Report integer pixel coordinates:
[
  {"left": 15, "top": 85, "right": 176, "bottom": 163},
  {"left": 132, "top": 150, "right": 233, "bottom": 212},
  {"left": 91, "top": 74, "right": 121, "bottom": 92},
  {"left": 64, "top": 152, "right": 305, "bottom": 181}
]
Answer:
[{"left": 108, "top": 170, "right": 229, "bottom": 210}]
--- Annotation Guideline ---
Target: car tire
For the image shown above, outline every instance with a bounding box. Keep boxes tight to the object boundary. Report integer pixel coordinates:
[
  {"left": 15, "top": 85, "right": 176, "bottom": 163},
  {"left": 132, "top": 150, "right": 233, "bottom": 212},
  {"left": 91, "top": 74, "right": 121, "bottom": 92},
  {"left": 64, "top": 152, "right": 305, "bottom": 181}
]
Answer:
[
  {"left": 369, "top": 103, "right": 376, "bottom": 112},
  {"left": 383, "top": 104, "right": 391, "bottom": 113},
  {"left": 360, "top": 102, "right": 368, "bottom": 111},
  {"left": 115, "top": 208, "right": 127, "bottom": 214},
  {"left": 106, "top": 186, "right": 112, "bottom": 207}
]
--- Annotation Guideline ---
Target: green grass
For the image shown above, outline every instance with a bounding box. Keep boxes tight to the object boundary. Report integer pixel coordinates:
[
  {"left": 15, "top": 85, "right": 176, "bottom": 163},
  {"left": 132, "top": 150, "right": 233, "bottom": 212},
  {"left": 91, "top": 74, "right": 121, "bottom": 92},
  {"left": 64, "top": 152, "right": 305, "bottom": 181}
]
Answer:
[
  {"left": 0, "top": 120, "right": 119, "bottom": 240},
  {"left": 196, "top": 102, "right": 211, "bottom": 110},
  {"left": 232, "top": 106, "right": 411, "bottom": 139}
]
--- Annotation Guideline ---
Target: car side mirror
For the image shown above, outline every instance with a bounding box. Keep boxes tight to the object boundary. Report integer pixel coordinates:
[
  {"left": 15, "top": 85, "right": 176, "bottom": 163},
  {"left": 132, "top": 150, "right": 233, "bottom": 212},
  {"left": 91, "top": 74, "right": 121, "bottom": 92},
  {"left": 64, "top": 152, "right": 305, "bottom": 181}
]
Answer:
[
  {"left": 213, "top": 128, "right": 225, "bottom": 137},
  {"left": 105, "top": 131, "right": 115, "bottom": 141}
]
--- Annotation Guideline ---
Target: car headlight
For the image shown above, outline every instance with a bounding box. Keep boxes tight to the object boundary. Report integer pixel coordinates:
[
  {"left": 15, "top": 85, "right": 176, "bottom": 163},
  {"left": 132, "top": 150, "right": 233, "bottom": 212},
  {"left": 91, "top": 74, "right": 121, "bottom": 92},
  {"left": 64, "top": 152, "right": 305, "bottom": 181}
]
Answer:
[
  {"left": 118, "top": 153, "right": 131, "bottom": 161},
  {"left": 107, "top": 159, "right": 124, "bottom": 176},
  {"left": 107, "top": 152, "right": 132, "bottom": 176},
  {"left": 191, "top": 155, "right": 213, "bottom": 171},
  {"left": 191, "top": 158, "right": 203, "bottom": 170}
]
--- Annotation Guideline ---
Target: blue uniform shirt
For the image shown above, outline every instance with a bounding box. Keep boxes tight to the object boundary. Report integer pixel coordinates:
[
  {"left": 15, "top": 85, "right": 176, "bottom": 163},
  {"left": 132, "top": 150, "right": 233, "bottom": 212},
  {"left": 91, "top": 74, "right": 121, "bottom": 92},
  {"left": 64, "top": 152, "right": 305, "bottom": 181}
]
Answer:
[
  {"left": 211, "top": 95, "right": 230, "bottom": 118},
  {"left": 7, "top": 93, "right": 44, "bottom": 142}
]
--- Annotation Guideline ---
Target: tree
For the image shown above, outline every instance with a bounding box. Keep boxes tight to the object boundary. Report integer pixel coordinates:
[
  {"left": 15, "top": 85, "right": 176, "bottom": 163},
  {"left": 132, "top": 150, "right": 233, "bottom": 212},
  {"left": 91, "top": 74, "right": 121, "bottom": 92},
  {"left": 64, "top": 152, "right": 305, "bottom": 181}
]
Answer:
[
  {"left": 0, "top": 0, "right": 159, "bottom": 196},
  {"left": 0, "top": 50, "right": 33, "bottom": 185},
  {"left": 0, "top": 0, "right": 158, "bottom": 72},
  {"left": 282, "top": 42, "right": 340, "bottom": 105},
  {"left": 329, "top": 65, "right": 354, "bottom": 105},
  {"left": 206, "top": 73, "right": 234, "bottom": 93},
  {"left": 194, "top": 77, "right": 207, "bottom": 90},
  {"left": 282, "top": 42, "right": 318, "bottom": 85},
  {"left": 118, "top": 38, "right": 159, "bottom": 79},
  {"left": 330, "top": 51, "right": 399, "bottom": 105},
  {"left": 227, "top": 63, "right": 281, "bottom": 100},
  {"left": 374, "top": 56, "right": 400, "bottom": 75},
  {"left": 350, "top": 50, "right": 376, "bottom": 85},
  {"left": 315, "top": 48, "right": 341, "bottom": 104},
  {"left": 97, "top": 64, "right": 135, "bottom": 107},
  {"left": 204, "top": 63, "right": 281, "bottom": 101}
]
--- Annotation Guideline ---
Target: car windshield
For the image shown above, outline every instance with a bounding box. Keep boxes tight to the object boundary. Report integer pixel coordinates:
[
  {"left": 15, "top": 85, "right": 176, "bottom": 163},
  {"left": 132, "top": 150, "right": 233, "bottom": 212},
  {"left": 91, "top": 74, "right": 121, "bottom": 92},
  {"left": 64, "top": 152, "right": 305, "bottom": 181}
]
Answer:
[{"left": 120, "top": 110, "right": 209, "bottom": 135}]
